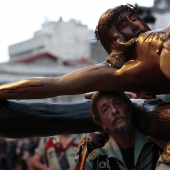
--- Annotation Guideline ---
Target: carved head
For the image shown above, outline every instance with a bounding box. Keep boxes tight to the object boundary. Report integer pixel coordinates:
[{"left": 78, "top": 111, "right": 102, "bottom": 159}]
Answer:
[{"left": 95, "top": 4, "right": 150, "bottom": 55}]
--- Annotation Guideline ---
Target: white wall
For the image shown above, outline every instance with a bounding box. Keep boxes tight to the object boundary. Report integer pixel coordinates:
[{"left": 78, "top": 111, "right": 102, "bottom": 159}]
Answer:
[
  {"left": 153, "top": 12, "right": 170, "bottom": 29},
  {"left": 9, "top": 20, "right": 91, "bottom": 61}
]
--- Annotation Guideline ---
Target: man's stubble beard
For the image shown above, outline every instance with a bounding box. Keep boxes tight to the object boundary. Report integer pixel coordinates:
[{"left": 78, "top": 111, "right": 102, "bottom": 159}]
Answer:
[{"left": 115, "top": 119, "right": 132, "bottom": 135}]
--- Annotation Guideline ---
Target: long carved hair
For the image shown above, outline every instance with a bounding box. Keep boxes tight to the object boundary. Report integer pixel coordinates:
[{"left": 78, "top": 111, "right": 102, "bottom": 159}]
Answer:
[{"left": 95, "top": 4, "right": 150, "bottom": 69}]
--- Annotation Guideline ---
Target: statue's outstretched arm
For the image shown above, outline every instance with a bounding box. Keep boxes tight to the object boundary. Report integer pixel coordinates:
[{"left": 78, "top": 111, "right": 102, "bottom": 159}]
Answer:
[
  {"left": 0, "top": 63, "right": 123, "bottom": 100},
  {"left": 0, "top": 59, "right": 147, "bottom": 100}
]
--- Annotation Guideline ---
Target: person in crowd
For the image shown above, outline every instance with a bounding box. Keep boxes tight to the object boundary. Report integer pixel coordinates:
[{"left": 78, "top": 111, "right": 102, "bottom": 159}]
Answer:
[
  {"left": 31, "top": 134, "right": 80, "bottom": 170},
  {"left": 74, "top": 91, "right": 161, "bottom": 169},
  {"left": 0, "top": 138, "right": 7, "bottom": 170},
  {"left": 84, "top": 91, "right": 169, "bottom": 170},
  {"left": 15, "top": 137, "right": 39, "bottom": 170},
  {"left": 5, "top": 139, "right": 17, "bottom": 170}
]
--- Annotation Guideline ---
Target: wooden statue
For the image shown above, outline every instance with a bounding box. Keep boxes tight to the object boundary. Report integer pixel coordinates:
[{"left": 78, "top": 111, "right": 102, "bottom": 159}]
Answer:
[{"left": 0, "top": 4, "right": 170, "bottom": 139}]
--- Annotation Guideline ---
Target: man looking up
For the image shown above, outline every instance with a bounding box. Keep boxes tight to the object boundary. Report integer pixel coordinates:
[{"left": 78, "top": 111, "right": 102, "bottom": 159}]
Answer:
[{"left": 84, "top": 91, "right": 167, "bottom": 170}]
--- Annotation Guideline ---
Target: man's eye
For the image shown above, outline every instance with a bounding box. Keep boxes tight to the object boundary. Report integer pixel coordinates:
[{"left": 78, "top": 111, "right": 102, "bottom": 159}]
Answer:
[{"left": 102, "top": 107, "right": 108, "bottom": 113}]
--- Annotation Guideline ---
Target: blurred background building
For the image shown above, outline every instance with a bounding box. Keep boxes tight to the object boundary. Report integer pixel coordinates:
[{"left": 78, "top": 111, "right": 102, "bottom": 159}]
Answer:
[{"left": 0, "top": 17, "right": 107, "bottom": 103}]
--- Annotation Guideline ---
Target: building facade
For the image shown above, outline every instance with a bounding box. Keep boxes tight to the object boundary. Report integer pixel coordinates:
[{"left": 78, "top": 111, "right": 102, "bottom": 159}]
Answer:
[
  {"left": 9, "top": 18, "right": 91, "bottom": 62},
  {"left": 3, "top": 18, "right": 107, "bottom": 103}
]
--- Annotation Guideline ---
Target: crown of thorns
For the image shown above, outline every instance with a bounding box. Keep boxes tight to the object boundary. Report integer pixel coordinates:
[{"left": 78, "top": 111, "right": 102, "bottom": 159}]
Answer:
[{"left": 95, "top": 4, "right": 138, "bottom": 41}]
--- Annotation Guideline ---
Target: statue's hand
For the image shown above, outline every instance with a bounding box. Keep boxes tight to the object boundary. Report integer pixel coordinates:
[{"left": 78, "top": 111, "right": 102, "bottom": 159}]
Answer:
[
  {"left": 160, "top": 25, "right": 170, "bottom": 41},
  {"left": 160, "top": 26, "right": 170, "bottom": 79},
  {"left": 117, "top": 38, "right": 136, "bottom": 48}
]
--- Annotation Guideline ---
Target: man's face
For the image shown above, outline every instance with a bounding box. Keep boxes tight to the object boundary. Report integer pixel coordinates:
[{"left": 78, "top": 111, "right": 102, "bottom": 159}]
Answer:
[
  {"left": 112, "top": 11, "right": 149, "bottom": 41},
  {"left": 97, "top": 94, "right": 132, "bottom": 135}
]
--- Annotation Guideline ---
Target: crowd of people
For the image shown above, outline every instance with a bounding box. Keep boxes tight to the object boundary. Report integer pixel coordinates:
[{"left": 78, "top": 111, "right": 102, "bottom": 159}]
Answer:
[
  {"left": 0, "top": 3, "right": 170, "bottom": 170},
  {"left": 0, "top": 135, "right": 81, "bottom": 170},
  {"left": 0, "top": 137, "right": 39, "bottom": 170}
]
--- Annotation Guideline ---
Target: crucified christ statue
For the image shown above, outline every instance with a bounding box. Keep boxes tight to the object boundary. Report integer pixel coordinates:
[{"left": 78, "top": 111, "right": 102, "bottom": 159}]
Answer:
[{"left": 0, "top": 4, "right": 170, "bottom": 140}]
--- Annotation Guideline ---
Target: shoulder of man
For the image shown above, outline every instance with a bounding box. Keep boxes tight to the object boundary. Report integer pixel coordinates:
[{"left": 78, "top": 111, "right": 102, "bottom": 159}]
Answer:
[
  {"left": 87, "top": 148, "right": 107, "bottom": 161},
  {"left": 85, "top": 148, "right": 114, "bottom": 170},
  {"left": 76, "top": 133, "right": 92, "bottom": 154}
]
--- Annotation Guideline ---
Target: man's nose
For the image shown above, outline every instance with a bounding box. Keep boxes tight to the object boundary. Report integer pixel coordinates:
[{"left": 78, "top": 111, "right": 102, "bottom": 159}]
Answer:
[{"left": 111, "top": 105, "right": 117, "bottom": 115}]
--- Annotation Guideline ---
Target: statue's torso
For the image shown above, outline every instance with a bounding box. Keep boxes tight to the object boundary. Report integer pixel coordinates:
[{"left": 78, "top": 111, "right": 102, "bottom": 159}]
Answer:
[
  {"left": 116, "top": 29, "right": 170, "bottom": 94},
  {"left": 136, "top": 30, "right": 165, "bottom": 63}
]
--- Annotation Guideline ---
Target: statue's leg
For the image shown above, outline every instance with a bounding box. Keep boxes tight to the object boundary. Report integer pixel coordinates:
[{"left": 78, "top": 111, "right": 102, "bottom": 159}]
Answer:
[
  {"left": 133, "top": 100, "right": 170, "bottom": 141},
  {"left": 0, "top": 100, "right": 102, "bottom": 138}
]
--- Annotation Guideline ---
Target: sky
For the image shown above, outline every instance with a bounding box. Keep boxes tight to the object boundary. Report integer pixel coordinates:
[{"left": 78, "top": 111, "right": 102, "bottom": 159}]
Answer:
[{"left": 0, "top": 0, "right": 154, "bottom": 63}]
